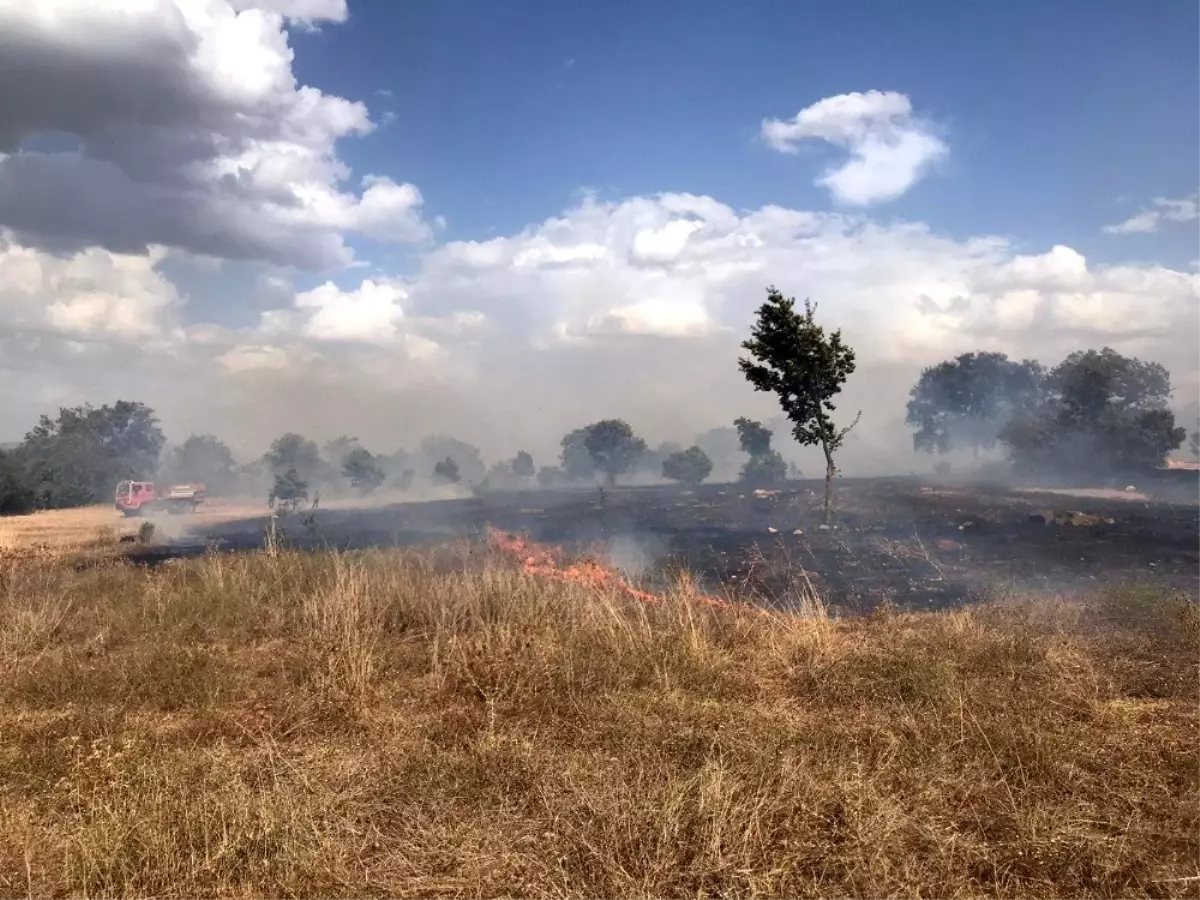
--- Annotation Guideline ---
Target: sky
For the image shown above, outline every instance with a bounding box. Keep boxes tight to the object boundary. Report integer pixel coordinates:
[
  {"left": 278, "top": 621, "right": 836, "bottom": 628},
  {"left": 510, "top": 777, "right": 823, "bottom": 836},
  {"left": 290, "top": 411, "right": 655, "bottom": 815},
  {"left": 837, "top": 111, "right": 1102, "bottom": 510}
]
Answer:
[{"left": 1, "top": 0, "right": 1197, "bottom": 471}]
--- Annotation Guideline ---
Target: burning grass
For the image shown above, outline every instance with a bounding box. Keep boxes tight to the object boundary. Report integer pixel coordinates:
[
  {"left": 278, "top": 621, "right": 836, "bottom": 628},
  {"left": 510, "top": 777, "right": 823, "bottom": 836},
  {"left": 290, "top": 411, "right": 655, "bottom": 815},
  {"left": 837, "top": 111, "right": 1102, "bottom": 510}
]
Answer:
[
  {"left": 487, "top": 526, "right": 764, "bottom": 613},
  {"left": 0, "top": 534, "right": 1195, "bottom": 898}
]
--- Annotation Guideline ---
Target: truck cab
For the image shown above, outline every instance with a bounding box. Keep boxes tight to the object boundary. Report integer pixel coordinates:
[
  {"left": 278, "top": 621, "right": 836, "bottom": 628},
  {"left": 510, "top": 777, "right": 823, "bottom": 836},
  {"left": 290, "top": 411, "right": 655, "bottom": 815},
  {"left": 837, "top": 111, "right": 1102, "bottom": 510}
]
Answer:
[
  {"left": 115, "top": 480, "right": 205, "bottom": 516},
  {"left": 115, "top": 480, "right": 157, "bottom": 516}
]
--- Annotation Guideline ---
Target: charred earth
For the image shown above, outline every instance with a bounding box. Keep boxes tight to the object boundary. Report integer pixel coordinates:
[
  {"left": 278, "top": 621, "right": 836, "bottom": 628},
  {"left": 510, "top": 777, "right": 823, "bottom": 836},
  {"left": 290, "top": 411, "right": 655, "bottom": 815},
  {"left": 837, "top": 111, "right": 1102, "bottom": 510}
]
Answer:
[{"left": 130, "top": 477, "right": 1199, "bottom": 615}]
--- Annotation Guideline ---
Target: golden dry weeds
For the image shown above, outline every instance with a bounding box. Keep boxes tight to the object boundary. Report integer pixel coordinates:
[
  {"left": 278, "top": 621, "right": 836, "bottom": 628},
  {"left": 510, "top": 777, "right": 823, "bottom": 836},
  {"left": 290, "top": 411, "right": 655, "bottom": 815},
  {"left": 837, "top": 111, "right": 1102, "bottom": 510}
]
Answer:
[{"left": 0, "top": 527, "right": 1194, "bottom": 898}]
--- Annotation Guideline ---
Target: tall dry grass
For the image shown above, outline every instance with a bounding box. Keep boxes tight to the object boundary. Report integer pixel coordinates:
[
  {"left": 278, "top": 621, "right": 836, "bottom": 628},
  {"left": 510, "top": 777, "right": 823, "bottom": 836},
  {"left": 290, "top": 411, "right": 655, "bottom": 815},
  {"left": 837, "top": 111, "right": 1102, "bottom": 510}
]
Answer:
[
  {"left": 0, "top": 498, "right": 273, "bottom": 556},
  {"left": 0, "top": 541, "right": 1195, "bottom": 898}
]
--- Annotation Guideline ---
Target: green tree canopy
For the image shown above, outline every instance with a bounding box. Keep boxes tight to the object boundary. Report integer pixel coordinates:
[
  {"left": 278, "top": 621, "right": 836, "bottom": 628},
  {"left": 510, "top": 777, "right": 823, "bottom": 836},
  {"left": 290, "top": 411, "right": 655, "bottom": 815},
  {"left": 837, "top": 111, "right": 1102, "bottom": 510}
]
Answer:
[
  {"left": 906, "top": 352, "right": 1044, "bottom": 456},
  {"left": 432, "top": 456, "right": 461, "bottom": 484},
  {"left": 0, "top": 449, "right": 35, "bottom": 515},
  {"left": 731, "top": 417, "right": 786, "bottom": 486},
  {"left": 739, "top": 451, "right": 788, "bottom": 486},
  {"left": 661, "top": 446, "right": 713, "bottom": 485},
  {"left": 512, "top": 450, "right": 535, "bottom": 479},
  {"left": 264, "top": 433, "right": 321, "bottom": 482},
  {"left": 733, "top": 418, "right": 774, "bottom": 457},
  {"left": 1000, "top": 347, "right": 1185, "bottom": 475},
  {"left": 739, "top": 288, "right": 858, "bottom": 521},
  {"left": 161, "top": 434, "right": 238, "bottom": 494},
  {"left": 581, "top": 419, "right": 648, "bottom": 487},
  {"left": 418, "top": 436, "right": 485, "bottom": 485},
  {"left": 19, "top": 400, "right": 166, "bottom": 509},
  {"left": 341, "top": 446, "right": 385, "bottom": 494},
  {"left": 269, "top": 468, "right": 309, "bottom": 510}
]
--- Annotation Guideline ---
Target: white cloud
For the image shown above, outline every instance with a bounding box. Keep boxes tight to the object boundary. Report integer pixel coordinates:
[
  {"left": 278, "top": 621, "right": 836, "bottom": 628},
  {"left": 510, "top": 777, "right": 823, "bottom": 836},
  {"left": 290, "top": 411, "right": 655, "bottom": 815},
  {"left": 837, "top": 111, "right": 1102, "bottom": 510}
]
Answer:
[
  {"left": 229, "top": 0, "right": 348, "bottom": 26},
  {"left": 762, "top": 91, "right": 948, "bottom": 205},
  {"left": 1104, "top": 194, "right": 1199, "bottom": 235},
  {"left": 2, "top": 189, "right": 1197, "bottom": 467},
  {"left": 412, "top": 194, "right": 1197, "bottom": 369},
  {"left": 0, "top": 0, "right": 430, "bottom": 270},
  {"left": 298, "top": 280, "right": 406, "bottom": 341},
  {"left": 0, "top": 230, "right": 180, "bottom": 341}
]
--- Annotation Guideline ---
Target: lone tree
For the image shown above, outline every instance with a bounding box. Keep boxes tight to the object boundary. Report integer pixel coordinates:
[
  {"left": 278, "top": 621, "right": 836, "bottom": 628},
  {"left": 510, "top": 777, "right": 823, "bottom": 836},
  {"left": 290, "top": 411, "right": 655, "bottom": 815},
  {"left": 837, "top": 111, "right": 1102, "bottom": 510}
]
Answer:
[
  {"left": 512, "top": 450, "right": 535, "bottom": 479},
  {"left": 733, "top": 417, "right": 787, "bottom": 486},
  {"left": 733, "top": 417, "right": 773, "bottom": 457},
  {"left": 662, "top": 446, "right": 713, "bottom": 485},
  {"left": 432, "top": 456, "right": 461, "bottom": 484},
  {"left": 739, "top": 288, "right": 858, "bottom": 522},
  {"left": 341, "top": 447, "right": 385, "bottom": 495},
  {"left": 418, "top": 436, "right": 485, "bottom": 486},
  {"left": 582, "top": 419, "right": 647, "bottom": 487},
  {"left": 264, "top": 433, "right": 321, "bottom": 484},
  {"left": 906, "top": 352, "right": 1044, "bottom": 457},
  {"left": 269, "top": 467, "right": 309, "bottom": 511}
]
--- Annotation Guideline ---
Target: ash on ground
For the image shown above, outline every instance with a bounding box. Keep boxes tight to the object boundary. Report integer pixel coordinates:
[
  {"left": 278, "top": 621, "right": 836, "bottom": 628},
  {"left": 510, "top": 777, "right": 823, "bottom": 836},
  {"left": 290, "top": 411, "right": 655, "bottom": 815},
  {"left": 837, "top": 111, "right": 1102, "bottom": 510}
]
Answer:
[{"left": 135, "top": 478, "right": 1198, "bottom": 614}]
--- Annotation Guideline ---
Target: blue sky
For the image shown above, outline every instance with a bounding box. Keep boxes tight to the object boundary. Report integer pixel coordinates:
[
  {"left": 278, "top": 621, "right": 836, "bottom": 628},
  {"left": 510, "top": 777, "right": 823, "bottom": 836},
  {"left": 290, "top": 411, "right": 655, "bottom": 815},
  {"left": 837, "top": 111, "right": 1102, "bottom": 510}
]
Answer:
[{"left": 301, "top": 0, "right": 1198, "bottom": 273}]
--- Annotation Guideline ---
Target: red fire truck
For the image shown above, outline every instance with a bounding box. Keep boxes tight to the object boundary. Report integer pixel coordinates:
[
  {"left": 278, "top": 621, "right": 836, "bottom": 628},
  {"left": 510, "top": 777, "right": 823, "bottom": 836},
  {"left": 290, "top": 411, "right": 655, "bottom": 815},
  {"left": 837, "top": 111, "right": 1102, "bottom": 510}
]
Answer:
[{"left": 114, "top": 481, "right": 206, "bottom": 517}]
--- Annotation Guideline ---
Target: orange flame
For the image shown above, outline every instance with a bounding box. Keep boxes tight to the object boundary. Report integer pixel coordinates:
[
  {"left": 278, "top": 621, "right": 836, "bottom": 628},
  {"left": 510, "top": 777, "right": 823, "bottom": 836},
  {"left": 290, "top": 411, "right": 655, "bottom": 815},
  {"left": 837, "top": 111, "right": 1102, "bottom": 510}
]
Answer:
[{"left": 486, "top": 527, "right": 756, "bottom": 613}]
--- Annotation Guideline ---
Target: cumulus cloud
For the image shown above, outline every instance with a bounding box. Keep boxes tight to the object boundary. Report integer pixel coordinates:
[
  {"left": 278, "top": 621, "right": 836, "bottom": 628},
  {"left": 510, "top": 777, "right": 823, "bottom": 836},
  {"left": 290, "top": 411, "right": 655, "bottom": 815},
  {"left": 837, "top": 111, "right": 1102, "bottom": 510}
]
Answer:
[
  {"left": 229, "top": 0, "right": 348, "bottom": 26},
  {"left": 1103, "top": 194, "right": 1199, "bottom": 235},
  {"left": 6, "top": 188, "right": 1195, "bottom": 472},
  {"left": 407, "top": 194, "right": 1197, "bottom": 369},
  {"left": 0, "top": 231, "right": 180, "bottom": 342},
  {"left": 0, "top": 0, "right": 430, "bottom": 270},
  {"left": 762, "top": 91, "right": 948, "bottom": 205},
  {"left": 1, "top": 11, "right": 1194, "bottom": 474}
]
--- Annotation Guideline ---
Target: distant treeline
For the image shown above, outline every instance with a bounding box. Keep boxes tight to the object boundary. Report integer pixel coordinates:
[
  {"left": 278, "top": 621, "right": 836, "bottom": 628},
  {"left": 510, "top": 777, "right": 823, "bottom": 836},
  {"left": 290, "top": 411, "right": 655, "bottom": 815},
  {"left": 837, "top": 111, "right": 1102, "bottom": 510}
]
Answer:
[
  {"left": 0, "top": 405, "right": 794, "bottom": 516},
  {"left": 1, "top": 344, "right": 1195, "bottom": 517}
]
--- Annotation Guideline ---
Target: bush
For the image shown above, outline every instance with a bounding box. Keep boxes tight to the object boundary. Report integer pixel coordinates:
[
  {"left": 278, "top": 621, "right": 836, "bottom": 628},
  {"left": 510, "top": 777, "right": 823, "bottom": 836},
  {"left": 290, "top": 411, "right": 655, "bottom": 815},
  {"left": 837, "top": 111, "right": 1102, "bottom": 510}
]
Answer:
[
  {"left": 432, "top": 457, "right": 461, "bottom": 484},
  {"left": 0, "top": 449, "right": 35, "bottom": 515},
  {"left": 739, "top": 451, "right": 787, "bottom": 486},
  {"left": 662, "top": 446, "right": 713, "bottom": 485}
]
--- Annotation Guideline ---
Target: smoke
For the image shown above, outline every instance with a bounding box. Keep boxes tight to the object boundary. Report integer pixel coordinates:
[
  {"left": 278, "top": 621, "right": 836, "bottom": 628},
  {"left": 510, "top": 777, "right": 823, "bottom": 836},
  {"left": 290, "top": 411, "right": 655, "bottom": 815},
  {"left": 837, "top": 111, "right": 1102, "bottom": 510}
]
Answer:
[
  {"left": 136, "top": 510, "right": 197, "bottom": 544},
  {"left": 604, "top": 533, "right": 668, "bottom": 578},
  {"left": 11, "top": 325, "right": 1196, "bottom": 501},
  {"left": 89, "top": 330, "right": 940, "bottom": 483}
]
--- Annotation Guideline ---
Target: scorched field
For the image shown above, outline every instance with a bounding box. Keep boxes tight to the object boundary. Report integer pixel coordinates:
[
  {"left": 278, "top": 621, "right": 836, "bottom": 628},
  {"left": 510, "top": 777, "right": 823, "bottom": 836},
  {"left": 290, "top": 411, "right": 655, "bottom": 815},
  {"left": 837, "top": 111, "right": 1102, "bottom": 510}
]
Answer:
[{"left": 133, "top": 477, "right": 1200, "bottom": 614}]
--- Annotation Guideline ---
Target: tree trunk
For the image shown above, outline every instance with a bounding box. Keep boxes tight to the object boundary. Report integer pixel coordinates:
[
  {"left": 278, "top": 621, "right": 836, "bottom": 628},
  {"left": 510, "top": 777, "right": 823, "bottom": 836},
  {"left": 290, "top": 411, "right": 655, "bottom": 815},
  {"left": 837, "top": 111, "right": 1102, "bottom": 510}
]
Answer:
[{"left": 822, "top": 444, "right": 835, "bottom": 525}]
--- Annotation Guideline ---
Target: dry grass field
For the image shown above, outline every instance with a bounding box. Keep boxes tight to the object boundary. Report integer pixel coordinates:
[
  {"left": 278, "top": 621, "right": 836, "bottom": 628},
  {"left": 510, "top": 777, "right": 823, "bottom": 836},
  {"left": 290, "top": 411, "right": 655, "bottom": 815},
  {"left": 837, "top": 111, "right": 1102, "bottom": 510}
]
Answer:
[
  {"left": 0, "top": 508, "right": 1196, "bottom": 898},
  {"left": 0, "top": 489, "right": 464, "bottom": 557},
  {"left": 0, "top": 501, "right": 264, "bottom": 554}
]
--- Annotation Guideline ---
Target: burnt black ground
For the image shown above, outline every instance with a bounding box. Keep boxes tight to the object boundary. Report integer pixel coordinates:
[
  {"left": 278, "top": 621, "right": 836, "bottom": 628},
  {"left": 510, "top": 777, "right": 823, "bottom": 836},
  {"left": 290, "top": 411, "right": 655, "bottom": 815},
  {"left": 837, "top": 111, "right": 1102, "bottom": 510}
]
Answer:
[{"left": 131, "top": 477, "right": 1199, "bottom": 614}]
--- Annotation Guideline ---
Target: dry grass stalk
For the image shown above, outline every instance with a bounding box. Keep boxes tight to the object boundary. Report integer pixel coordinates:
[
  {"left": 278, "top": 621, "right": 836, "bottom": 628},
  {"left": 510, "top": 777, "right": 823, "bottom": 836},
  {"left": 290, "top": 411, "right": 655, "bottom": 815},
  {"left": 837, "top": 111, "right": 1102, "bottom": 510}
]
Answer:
[{"left": 0, "top": 532, "right": 1193, "bottom": 898}]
